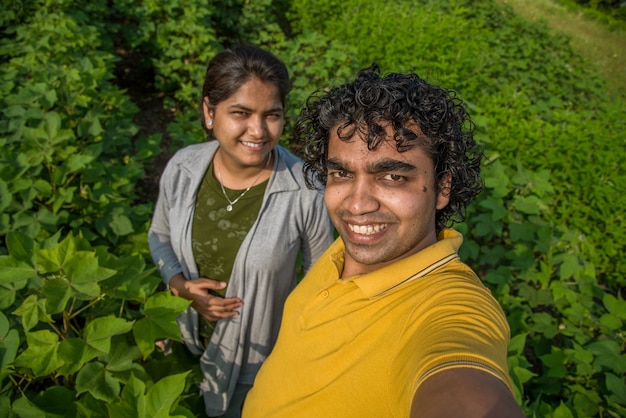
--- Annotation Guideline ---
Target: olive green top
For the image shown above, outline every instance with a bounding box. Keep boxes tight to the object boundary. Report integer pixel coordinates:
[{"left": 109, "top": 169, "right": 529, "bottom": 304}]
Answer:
[{"left": 192, "top": 161, "right": 268, "bottom": 341}]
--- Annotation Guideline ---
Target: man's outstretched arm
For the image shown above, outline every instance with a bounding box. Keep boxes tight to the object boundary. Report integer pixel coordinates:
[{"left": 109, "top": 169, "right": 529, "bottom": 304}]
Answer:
[{"left": 411, "top": 368, "right": 526, "bottom": 418}]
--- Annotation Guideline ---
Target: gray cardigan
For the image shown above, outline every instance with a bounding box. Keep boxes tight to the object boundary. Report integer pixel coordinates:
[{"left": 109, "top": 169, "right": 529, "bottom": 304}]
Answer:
[{"left": 148, "top": 141, "right": 334, "bottom": 416}]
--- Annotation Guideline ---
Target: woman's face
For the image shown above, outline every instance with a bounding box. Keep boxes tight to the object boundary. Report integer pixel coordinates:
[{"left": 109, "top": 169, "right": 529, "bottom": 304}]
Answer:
[{"left": 203, "top": 77, "right": 284, "bottom": 170}]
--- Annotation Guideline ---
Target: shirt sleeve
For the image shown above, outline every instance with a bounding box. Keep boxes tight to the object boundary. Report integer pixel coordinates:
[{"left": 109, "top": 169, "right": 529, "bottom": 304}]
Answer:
[
  {"left": 147, "top": 159, "right": 184, "bottom": 285},
  {"left": 391, "top": 270, "right": 513, "bottom": 413}
]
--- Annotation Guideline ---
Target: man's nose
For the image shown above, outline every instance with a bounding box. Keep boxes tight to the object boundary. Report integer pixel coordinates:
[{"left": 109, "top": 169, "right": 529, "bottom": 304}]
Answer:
[{"left": 344, "top": 177, "right": 380, "bottom": 215}]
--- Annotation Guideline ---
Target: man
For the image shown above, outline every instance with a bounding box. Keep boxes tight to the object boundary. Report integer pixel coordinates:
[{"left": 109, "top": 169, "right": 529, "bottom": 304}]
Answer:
[{"left": 242, "top": 65, "right": 525, "bottom": 417}]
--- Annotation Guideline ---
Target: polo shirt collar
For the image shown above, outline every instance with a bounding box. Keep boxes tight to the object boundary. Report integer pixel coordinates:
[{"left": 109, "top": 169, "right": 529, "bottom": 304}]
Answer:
[{"left": 337, "top": 228, "right": 463, "bottom": 298}]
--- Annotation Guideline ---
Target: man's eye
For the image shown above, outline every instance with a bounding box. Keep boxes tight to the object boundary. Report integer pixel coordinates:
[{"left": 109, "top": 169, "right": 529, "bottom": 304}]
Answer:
[
  {"left": 384, "top": 174, "right": 406, "bottom": 182},
  {"left": 329, "top": 171, "right": 349, "bottom": 179}
]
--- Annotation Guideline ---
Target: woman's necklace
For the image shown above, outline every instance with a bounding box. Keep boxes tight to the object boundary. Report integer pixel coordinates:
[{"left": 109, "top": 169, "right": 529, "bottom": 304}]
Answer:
[{"left": 216, "top": 152, "right": 271, "bottom": 212}]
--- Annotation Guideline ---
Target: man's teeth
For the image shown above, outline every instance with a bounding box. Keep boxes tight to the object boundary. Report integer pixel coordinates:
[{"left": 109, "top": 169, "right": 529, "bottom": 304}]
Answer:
[{"left": 349, "top": 224, "right": 388, "bottom": 235}]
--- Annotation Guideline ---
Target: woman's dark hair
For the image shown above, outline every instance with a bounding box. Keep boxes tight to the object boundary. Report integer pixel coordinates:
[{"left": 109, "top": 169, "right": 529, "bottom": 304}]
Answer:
[
  {"left": 297, "top": 64, "right": 483, "bottom": 232},
  {"left": 200, "top": 45, "right": 291, "bottom": 132}
]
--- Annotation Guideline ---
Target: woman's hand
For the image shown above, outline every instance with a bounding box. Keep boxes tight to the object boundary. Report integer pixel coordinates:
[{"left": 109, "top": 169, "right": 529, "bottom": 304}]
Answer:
[{"left": 168, "top": 273, "right": 243, "bottom": 322}]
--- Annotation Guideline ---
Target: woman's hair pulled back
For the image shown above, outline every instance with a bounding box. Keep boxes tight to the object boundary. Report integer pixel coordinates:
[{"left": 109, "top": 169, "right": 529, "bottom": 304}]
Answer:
[{"left": 200, "top": 45, "right": 291, "bottom": 129}]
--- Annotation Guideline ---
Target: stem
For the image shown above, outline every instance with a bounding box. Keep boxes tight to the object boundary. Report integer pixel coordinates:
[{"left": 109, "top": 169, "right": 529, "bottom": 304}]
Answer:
[
  {"left": 48, "top": 320, "right": 65, "bottom": 339},
  {"left": 69, "top": 293, "right": 106, "bottom": 319}
]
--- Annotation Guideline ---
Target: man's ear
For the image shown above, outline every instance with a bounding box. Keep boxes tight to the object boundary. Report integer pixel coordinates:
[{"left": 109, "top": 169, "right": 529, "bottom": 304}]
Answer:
[
  {"left": 202, "top": 97, "right": 214, "bottom": 129},
  {"left": 436, "top": 173, "right": 451, "bottom": 210}
]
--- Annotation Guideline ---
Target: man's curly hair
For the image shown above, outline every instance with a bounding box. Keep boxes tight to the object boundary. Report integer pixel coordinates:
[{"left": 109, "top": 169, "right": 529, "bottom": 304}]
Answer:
[{"left": 296, "top": 64, "right": 483, "bottom": 232}]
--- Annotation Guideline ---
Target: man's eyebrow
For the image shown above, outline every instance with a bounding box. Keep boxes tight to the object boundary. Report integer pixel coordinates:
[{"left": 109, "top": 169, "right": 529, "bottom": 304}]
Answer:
[
  {"left": 326, "top": 158, "right": 416, "bottom": 173},
  {"left": 326, "top": 159, "right": 344, "bottom": 170},
  {"left": 371, "top": 159, "right": 416, "bottom": 173}
]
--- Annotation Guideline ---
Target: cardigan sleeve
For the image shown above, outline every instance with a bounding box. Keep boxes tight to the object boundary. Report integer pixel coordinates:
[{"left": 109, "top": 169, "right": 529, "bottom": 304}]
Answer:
[{"left": 147, "top": 158, "right": 184, "bottom": 285}]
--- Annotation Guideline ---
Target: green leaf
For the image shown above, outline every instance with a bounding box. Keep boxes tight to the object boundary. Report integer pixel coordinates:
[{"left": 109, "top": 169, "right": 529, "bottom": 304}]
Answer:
[
  {"left": 478, "top": 197, "right": 507, "bottom": 221},
  {"left": 133, "top": 292, "right": 190, "bottom": 358},
  {"left": 31, "top": 385, "right": 76, "bottom": 417},
  {"left": 43, "top": 111, "right": 61, "bottom": 141},
  {"left": 588, "top": 340, "right": 626, "bottom": 374},
  {"left": 75, "top": 392, "right": 110, "bottom": 418},
  {"left": 0, "top": 256, "right": 38, "bottom": 284},
  {"left": 84, "top": 316, "right": 134, "bottom": 354},
  {"left": 511, "top": 365, "right": 535, "bottom": 384},
  {"left": 103, "top": 261, "right": 160, "bottom": 304},
  {"left": 553, "top": 402, "right": 575, "bottom": 418},
  {"left": 0, "top": 179, "right": 11, "bottom": 213},
  {"left": 43, "top": 276, "right": 72, "bottom": 314},
  {"left": 103, "top": 336, "right": 142, "bottom": 373},
  {"left": 76, "top": 361, "right": 120, "bottom": 403},
  {"left": 146, "top": 372, "right": 189, "bottom": 418},
  {"left": 512, "top": 195, "right": 545, "bottom": 215},
  {"left": 107, "top": 373, "right": 147, "bottom": 418},
  {"left": 531, "top": 312, "right": 559, "bottom": 339},
  {"left": 36, "top": 234, "right": 78, "bottom": 273},
  {"left": 57, "top": 338, "right": 97, "bottom": 376},
  {"left": 0, "top": 280, "right": 26, "bottom": 310},
  {"left": 66, "top": 152, "right": 96, "bottom": 173},
  {"left": 88, "top": 117, "right": 104, "bottom": 136},
  {"left": 14, "top": 330, "right": 61, "bottom": 376},
  {"left": 6, "top": 231, "right": 36, "bottom": 265},
  {"left": 0, "top": 311, "right": 19, "bottom": 380},
  {"left": 110, "top": 212, "right": 134, "bottom": 236},
  {"left": 65, "top": 251, "right": 117, "bottom": 298},
  {"left": 539, "top": 347, "right": 567, "bottom": 378},
  {"left": 558, "top": 253, "right": 582, "bottom": 280},
  {"left": 599, "top": 313, "right": 622, "bottom": 331},
  {"left": 13, "top": 294, "right": 52, "bottom": 331},
  {"left": 11, "top": 395, "right": 48, "bottom": 418},
  {"left": 507, "top": 332, "right": 527, "bottom": 356},
  {"left": 604, "top": 293, "right": 626, "bottom": 320},
  {"left": 606, "top": 372, "right": 626, "bottom": 405}
]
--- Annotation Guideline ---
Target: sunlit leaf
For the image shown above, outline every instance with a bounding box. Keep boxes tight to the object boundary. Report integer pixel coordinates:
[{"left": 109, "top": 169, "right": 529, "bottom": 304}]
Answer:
[
  {"left": 132, "top": 292, "right": 189, "bottom": 358},
  {"left": 0, "top": 256, "right": 37, "bottom": 284},
  {"left": 146, "top": 372, "right": 189, "bottom": 418},
  {"left": 84, "top": 316, "right": 133, "bottom": 354},
  {"left": 14, "top": 330, "right": 61, "bottom": 376}
]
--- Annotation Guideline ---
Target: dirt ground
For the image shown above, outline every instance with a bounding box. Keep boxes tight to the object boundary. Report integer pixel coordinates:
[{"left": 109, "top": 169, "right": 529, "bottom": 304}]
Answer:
[{"left": 114, "top": 44, "right": 176, "bottom": 205}]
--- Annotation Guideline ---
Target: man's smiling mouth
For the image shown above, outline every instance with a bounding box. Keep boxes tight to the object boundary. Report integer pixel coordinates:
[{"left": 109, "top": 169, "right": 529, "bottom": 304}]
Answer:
[{"left": 348, "top": 223, "right": 389, "bottom": 235}]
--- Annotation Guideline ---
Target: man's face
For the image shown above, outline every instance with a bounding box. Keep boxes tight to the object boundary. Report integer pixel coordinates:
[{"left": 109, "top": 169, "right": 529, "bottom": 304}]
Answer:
[{"left": 324, "top": 124, "right": 450, "bottom": 278}]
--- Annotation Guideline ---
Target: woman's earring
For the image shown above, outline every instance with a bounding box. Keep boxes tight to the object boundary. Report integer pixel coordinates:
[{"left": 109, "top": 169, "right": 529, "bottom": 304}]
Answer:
[{"left": 207, "top": 120, "right": 212, "bottom": 127}]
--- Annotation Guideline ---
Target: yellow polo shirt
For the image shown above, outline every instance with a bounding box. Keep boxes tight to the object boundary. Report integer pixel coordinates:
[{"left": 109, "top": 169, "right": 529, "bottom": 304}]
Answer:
[{"left": 243, "top": 229, "right": 512, "bottom": 418}]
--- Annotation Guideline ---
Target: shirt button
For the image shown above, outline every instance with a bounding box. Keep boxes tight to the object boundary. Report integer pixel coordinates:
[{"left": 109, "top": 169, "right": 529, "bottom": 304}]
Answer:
[{"left": 322, "top": 290, "right": 329, "bottom": 297}]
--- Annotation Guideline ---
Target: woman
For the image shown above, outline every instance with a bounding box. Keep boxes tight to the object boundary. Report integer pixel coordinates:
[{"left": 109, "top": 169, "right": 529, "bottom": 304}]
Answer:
[{"left": 148, "top": 45, "right": 334, "bottom": 417}]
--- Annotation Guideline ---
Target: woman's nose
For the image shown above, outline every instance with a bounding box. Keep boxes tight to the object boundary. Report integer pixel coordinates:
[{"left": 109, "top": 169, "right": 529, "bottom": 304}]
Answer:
[{"left": 248, "top": 115, "right": 266, "bottom": 138}]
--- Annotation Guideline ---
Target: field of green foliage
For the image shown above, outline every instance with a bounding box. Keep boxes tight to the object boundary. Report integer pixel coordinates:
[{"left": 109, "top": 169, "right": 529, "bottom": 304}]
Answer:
[{"left": 1, "top": 0, "right": 624, "bottom": 416}]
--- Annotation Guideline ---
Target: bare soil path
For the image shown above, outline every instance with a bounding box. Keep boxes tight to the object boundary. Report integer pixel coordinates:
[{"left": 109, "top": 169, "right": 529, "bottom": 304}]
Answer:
[{"left": 498, "top": 0, "right": 626, "bottom": 94}]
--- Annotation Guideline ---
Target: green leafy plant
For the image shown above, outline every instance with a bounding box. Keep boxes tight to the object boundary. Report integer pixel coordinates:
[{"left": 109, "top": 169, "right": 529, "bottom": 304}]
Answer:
[
  {"left": 0, "top": 2, "right": 159, "bottom": 256},
  {"left": 0, "top": 231, "right": 194, "bottom": 416},
  {"left": 1, "top": 0, "right": 624, "bottom": 416},
  {"left": 458, "top": 160, "right": 626, "bottom": 417}
]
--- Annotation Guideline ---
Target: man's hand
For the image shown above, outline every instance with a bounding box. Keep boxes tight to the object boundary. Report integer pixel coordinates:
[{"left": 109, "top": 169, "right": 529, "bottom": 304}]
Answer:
[{"left": 168, "top": 273, "right": 243, "bottom": 322}]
